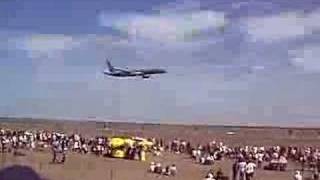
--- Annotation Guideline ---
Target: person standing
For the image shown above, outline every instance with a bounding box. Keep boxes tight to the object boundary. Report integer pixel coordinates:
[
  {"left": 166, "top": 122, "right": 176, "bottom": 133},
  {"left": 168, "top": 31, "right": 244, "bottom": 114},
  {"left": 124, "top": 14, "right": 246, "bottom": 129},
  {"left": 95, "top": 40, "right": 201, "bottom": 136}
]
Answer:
[
  {"left": 245, "top": 160, "right": 256, "bottom": 180},
  {"left": 293, "top": 170, "right": 302, "bottom": 180},
  {"left": 279, "top": 155, "right": 288, "bottom": 171},
  {"left": 51, "top": 139, "right": 59, "bottom": 163},
  {"left": 257, "top": 151, "right": 264, "bottom": 169},
  {"left": 232, "top": 160, "right": 238, "bottom": 180},
  {"left": 140, "top": 148, "right": 146, "bottom": 161},
  {"left": 238, "top": 159, "right": 247, "bottom": 180},
  {"left": 12, "top": 135, "right": 18, "bottom": 155},
  {"left": 313, "top": 168, "right": 319, "bottom": 180},
  {"left": 60, "top": 138, "right": 67, "bottom": 164}
]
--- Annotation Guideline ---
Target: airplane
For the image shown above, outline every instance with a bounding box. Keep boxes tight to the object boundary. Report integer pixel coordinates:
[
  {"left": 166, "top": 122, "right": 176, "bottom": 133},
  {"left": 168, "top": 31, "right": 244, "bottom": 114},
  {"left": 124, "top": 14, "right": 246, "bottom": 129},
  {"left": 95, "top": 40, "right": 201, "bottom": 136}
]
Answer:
[{"left": 103, "top": 59, "right": 167, "bottom": 79}]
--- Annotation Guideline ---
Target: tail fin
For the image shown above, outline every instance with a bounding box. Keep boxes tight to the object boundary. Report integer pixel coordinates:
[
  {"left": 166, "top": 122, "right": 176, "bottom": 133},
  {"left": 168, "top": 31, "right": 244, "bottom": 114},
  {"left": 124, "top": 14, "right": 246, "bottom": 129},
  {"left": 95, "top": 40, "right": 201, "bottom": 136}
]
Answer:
[{"left": 106, "top": 59, "right": 114, "bottom": 72}]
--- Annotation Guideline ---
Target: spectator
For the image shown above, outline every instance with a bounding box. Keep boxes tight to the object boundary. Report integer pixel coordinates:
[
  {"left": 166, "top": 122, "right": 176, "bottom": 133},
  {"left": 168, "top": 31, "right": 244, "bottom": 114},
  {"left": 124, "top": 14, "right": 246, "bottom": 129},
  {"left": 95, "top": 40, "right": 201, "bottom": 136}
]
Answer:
[{"left": 293, "top": 170, "right": 302, "bottom": 180}]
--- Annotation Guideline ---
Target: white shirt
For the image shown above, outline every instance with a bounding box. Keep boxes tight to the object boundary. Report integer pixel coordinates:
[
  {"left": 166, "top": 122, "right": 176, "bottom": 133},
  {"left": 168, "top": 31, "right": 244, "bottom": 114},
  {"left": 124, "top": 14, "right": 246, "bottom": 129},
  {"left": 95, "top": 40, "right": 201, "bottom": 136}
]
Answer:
[
  {"left": 197, "top": 150, "right": 202, "bottom": 156},
  {"left": 201, "top": 157, "right": 206, "bottom": 164},
  {"left": 74, "top": 134, "right": 80, "bottom": 141},
  {"left": 257, "top": 153, "right": 264, "bottom": 161},
  {"left": 98, "top": 138, "right": 103, "bottom": 145},
  {"left": 12, "top": 136, "right": 17, "bottom": 142},
  {"left": 169, "top": 166, "right": 177, "bottom": 174},
  {"left": 192, "top": 150, "right": 197, "bottom": 157},
  {"left": 294, "top": 174, "right": 302, "bottom": 180},
  {"left": 279, "top": 156, "right": 288, "bottom": 164},
  {"left": 74, "top": 141, "right": 80, "bottom": 149},
  {"left": 246, "top": 162, "right": 256, "bottom": 174},
  {"left": 238, "top": 162, "right": 247, "bottom": 172},
  {"left": 149, "top": 165, "right": 155, "bottom": 172}
]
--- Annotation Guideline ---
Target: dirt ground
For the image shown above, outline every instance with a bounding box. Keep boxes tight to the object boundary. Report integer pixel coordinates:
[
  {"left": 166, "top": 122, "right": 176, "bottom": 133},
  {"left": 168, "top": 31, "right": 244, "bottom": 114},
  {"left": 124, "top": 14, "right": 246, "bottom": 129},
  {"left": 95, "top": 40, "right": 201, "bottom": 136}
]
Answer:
[{"left": 0, "top": 118, "right": 319, "bottom": 180}]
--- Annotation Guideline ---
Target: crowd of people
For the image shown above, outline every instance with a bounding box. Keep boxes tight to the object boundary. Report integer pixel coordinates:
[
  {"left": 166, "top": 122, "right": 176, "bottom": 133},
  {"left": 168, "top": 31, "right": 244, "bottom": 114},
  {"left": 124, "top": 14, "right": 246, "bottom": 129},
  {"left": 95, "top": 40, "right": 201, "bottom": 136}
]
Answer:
[
  {"left": 167, "top": 138, "right": 320, "bottom": 180},
  {"left": 0, "top": 129, "right": 157, "bottom": 163},
  {"left": 1, "top": 128, "right": 320, "bottom": 179},
  {"left": 148, "top": 162, "right": 177, "bottom": 176}
]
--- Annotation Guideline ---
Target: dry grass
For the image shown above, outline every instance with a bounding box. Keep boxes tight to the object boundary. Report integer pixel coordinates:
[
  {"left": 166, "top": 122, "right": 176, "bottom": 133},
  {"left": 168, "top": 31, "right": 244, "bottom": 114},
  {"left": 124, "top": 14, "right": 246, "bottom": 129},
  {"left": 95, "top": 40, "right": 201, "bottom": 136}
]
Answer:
[{"left": 0, "top": 118, "right": 318, "bottom": 180}]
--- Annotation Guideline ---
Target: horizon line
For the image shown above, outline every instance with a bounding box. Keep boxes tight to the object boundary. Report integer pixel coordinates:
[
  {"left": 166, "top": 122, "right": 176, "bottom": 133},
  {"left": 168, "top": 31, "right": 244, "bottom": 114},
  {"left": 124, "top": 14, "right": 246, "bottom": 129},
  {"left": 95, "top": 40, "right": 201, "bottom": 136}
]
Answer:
[{"left": 1, "top": 116, "right": 320, "bottom": 130}]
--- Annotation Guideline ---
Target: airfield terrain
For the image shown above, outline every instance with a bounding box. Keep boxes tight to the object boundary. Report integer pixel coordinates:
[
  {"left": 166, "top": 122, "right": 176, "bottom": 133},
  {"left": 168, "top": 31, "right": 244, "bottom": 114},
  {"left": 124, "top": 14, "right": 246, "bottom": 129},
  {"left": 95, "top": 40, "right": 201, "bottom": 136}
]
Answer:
[{"left": 0, "top": 118, "right": 319, "bottom": 180}]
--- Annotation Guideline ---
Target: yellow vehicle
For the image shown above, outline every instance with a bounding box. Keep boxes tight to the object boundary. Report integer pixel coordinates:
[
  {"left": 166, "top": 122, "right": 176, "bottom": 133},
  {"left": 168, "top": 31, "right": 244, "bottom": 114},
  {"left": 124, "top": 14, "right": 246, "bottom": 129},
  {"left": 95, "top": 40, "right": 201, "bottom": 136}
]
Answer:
[
  {"left": 111, "top": 148, "right": 125, "bottom": 158},
  {"left": 110, "top": 137, "right": 125, "bottom": 148},
  {"left": 133, "top": 137, "right": 154, "bottom": 150},
  {"left": 109, "top": 136, "right": 132, "bottom": 158},
  {"left": 109, "top": 136, "right": 153, "bottom": 158}
]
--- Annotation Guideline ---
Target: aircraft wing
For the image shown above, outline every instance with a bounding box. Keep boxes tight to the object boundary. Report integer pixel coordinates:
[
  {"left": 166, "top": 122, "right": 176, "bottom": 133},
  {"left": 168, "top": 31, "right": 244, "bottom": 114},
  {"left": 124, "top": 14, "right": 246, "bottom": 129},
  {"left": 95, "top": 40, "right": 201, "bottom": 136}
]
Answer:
[{"left": 115, "top": 68, "right": 131, "bottom": 73}]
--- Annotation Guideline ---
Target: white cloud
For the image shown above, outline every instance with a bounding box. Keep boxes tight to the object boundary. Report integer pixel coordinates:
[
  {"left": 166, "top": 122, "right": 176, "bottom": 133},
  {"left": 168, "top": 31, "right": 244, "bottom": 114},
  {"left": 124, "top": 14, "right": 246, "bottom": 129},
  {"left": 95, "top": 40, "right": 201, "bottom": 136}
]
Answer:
[
  {"left": 152, "top": 0, "right": 201, "bottom": 13},
  {"left": 244, "top": 9, "right": 320, "bottom": 42},
  {"left": 231, "top": 1, "right": 252, "bottom": 9},
  {"left": 11, "top": 34, "right": 121, "bottom": 59},
  {"left": 290, "top": 45, "right": 320, "bottom": 72},
  {"left": 99, "top": 10, "right": 227, "bottom": 43},
  {"left": 12, "top": 34, "right": 80, "bottom": 59}
]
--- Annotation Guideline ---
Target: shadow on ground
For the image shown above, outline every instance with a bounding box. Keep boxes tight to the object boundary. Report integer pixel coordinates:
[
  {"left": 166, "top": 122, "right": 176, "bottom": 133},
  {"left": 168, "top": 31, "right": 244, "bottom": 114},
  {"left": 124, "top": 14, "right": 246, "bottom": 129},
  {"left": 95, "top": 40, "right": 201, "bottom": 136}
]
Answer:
[{"left": 0, "top": 165, "right": 45, "bottom": 180}]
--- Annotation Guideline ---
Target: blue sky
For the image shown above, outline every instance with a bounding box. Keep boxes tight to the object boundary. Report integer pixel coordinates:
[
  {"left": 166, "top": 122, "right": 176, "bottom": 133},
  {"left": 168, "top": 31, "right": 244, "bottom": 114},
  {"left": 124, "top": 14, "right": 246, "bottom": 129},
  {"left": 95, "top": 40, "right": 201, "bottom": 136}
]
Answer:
[{"left": 1, "top": 0, "right": 320, "bottom": 126}]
